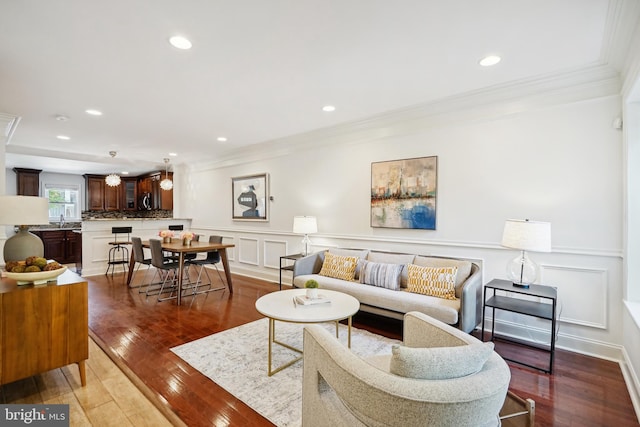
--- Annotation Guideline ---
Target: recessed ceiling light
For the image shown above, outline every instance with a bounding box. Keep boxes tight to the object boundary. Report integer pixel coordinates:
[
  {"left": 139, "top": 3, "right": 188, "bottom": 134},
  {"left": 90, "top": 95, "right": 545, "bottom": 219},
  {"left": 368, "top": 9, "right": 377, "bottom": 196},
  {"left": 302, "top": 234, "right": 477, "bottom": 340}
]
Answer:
[
  {"left": 169, "top": 36, "right": 192, "bottom": 50},
  {"left": 217, "top": 137, "right": 228, "bottom": 142},
  {"left": 55, "top": 115, "right": 69, "bottom": 122},
  {"left": 169, "top": 152, "right": 178, "bottom": 156},
  {"left": 85, "top": 109, "right": 103, "bottom": 116},
  {"left": 121, "top": 171, "right": 129, "bottom": 175},
  {"left": 56, "top": 135, "right": 70, "bottom": 140},
  {"left": 479, "top": 55, "right": 501, "bottom": 67},
  {"left": 322, "top": 105, "right": 336, "bottom": 112}
]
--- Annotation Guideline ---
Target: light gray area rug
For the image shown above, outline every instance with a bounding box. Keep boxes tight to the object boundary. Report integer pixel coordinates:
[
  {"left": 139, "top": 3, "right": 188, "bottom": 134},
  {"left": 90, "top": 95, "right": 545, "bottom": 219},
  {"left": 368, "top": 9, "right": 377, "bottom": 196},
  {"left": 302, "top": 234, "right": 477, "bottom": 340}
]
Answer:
[{"left": 170, "top": 318, "right": 400, "bottom": 427}]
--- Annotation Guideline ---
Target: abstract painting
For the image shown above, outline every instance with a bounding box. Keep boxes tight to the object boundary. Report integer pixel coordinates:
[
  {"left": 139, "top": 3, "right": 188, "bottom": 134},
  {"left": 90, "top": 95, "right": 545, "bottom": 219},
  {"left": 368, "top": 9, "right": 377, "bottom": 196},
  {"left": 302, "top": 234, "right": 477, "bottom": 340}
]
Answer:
[
  {"left": 232, "top": 173, "right": 269, "bottom": 221},
  {"left": 371, "top": 156, "right": 437, "bottom": 229}
]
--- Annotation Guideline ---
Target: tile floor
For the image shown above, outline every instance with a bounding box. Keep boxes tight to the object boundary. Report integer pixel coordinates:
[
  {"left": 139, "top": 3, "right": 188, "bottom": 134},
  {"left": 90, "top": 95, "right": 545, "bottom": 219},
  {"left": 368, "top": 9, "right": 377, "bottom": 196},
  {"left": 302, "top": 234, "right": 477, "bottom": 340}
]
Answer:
[{"left": 0, "top": 337, "right": 175, "bottom": 427}]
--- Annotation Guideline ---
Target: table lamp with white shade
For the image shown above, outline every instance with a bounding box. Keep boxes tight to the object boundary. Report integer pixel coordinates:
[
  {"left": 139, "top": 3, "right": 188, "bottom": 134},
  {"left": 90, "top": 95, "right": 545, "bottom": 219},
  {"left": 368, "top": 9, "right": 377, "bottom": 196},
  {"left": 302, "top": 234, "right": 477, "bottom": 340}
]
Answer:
[
  {"left": 293, "top": 216, "right": 317, "bottom": 256},
  {"left": 501, "top": 218, "right": 551, "bottom": 288},
  {"left": 0, "top": 196, "right": 51, "bottom": 262}
]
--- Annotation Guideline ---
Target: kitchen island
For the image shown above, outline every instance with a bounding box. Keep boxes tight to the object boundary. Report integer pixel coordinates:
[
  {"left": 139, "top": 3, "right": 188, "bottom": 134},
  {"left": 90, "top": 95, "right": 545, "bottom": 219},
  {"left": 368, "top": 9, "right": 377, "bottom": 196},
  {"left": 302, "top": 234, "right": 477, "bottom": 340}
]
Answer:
[{"left": 81, "top": 218, "right": 192, "bottom": 276}]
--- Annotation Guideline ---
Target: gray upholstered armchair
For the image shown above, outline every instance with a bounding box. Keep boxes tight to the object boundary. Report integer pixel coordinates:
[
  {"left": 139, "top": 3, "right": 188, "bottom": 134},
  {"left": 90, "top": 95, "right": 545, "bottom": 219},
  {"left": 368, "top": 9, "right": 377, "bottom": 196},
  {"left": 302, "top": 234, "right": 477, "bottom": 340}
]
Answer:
[{"left": 302, "top": 312, "right": 511, "bottom": 427}]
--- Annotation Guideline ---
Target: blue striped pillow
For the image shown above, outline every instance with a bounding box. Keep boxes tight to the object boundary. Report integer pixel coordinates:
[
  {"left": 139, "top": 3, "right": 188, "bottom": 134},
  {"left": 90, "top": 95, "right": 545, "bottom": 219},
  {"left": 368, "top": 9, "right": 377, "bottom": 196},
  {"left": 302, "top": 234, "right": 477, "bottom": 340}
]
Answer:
[{"left": 359, "top": 261, "right": 403, "bottom": 290}]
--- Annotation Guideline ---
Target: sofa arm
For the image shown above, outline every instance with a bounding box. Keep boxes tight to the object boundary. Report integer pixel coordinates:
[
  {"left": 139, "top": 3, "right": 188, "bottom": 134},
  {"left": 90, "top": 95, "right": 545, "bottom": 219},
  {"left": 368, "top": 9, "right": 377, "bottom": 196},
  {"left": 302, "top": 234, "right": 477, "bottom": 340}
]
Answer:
[
  {"left": 292, "top": 251, "right": 325, "bottom": 279},
  {"left": 458, "top": 263, "right": 483, "bottom": 333},
  {"left": 404, "top": 311, "right": 481, "bottom": 348}
]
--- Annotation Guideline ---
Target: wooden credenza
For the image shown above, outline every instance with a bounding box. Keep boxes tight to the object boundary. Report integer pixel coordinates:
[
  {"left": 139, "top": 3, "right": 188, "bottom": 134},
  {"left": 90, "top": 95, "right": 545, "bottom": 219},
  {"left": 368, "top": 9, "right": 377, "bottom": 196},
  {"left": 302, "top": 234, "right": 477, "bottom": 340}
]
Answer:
[{"left": 0, "top": 270, "right": 88, "bottom": 386}]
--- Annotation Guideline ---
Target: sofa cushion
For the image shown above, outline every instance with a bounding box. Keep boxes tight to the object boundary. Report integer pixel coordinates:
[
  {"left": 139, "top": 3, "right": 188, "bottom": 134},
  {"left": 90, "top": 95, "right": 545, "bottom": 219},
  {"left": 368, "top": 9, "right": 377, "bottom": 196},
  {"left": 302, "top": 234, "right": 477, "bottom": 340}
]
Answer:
[
  {"left": 319, "top": 252, "right": 358, "bottom": 281},
  {"left": 413, "top": 256, "right": 472, "bottom": 287},
  {"left": 293, "top": 274, "right": 460, "bottom": 325},
  {"left": 390, "top": 341, "right": 495, "bottom": 380},
  {"left": 359, "top": 261, "right": 403, "bottom": 290},
  {"left": 328, "top": 248, "right": 369, "bottom": 279},
  {"left": 367, "top": 252, "right": 415, "bottom": 287},
  {"left": 407, "top": 264, "right": 458, "bottom": 300}
]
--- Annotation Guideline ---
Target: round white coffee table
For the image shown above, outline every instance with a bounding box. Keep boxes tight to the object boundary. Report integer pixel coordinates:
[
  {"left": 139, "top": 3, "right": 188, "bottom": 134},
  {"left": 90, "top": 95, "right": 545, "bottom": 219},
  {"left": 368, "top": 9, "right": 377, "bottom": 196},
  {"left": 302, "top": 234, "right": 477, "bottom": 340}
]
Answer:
[{"left": 255, "top": 288, "right": 360, "bottom": 376}]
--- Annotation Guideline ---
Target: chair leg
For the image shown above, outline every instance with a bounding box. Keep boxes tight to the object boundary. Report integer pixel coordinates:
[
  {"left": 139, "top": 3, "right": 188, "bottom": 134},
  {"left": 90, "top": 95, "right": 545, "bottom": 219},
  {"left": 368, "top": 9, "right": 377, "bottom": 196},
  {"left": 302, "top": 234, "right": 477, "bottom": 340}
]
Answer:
[
  {"left": 140, "top": 267, "right": 161, "bottom": 294},
  {"left": 158, "top": 269, "right": 180, "bottom": 301},
  {"left": 129, "top": 263, "right": 148, "bottom": 289},
  {"left": 192, "top": 264, "right": 226, "bottom": 296}
]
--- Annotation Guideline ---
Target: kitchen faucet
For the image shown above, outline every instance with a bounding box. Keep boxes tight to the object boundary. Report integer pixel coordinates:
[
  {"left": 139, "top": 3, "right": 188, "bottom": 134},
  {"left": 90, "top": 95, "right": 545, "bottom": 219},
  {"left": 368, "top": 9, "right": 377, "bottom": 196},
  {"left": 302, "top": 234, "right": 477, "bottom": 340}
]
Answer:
[{"left": 59, "top": 214, "right": 65, "bottom": 228}]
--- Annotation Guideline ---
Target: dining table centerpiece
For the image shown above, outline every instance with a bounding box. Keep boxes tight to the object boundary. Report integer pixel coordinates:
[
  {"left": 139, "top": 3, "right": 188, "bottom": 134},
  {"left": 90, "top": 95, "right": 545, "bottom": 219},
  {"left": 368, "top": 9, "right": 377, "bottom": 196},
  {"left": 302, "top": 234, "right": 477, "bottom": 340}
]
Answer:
[
  {"left": 159, "top": 230, "right": 174, "bottom": 243},
  {"left": 180, "top": 231, "right": 196, "bottom": 246}
]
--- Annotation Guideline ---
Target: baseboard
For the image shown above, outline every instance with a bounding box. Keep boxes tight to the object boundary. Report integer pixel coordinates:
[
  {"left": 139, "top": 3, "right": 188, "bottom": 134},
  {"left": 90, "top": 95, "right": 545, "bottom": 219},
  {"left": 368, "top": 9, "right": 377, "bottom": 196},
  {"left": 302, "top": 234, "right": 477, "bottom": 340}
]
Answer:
[
  {"left": 481, "top": 318, "right": 623, "bottom": 362},
  {"left": 621, "top": 347, "right": 640, "bottom": 423}
]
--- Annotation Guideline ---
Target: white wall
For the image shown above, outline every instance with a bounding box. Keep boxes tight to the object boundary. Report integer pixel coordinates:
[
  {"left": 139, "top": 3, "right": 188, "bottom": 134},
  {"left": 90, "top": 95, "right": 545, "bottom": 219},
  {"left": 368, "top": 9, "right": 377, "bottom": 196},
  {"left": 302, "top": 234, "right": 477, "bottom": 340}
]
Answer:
[{"left": 180, "top": 92, "right": 624, "bottom": 361}]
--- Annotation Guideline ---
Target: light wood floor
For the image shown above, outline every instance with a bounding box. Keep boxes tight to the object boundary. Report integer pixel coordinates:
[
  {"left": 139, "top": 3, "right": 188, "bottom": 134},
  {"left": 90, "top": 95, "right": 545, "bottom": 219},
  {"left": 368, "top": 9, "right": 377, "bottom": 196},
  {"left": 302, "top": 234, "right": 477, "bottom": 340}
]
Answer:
[{"left": 0, "top": 337, "right": 174, "bottom": 427}]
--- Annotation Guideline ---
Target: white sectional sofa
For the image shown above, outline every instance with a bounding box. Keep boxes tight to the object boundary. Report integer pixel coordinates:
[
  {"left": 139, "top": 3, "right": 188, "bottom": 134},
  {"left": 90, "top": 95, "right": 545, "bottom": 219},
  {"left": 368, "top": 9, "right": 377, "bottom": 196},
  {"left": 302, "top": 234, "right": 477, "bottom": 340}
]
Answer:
[{"left": 292, "top": 248, "right": 482, "bottom": 333}]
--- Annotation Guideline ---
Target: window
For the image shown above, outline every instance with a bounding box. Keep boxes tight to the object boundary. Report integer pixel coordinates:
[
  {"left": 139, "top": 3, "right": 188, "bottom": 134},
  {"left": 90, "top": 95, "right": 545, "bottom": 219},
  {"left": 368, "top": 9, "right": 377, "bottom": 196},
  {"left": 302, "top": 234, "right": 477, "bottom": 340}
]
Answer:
[{"left": 44, "top": 184, "right": 81, "bottom": 221}]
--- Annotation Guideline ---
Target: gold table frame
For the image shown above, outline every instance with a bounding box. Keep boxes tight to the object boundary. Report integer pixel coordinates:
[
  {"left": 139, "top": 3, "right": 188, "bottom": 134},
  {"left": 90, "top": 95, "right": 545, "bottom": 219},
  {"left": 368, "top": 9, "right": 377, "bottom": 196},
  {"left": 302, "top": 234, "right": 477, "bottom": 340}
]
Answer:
[
  {"left": 255, "top": 289, "right": 360, "bottom": 376},
  {"left": 267, "top": 316, "right": 353, "bottom": 376}
]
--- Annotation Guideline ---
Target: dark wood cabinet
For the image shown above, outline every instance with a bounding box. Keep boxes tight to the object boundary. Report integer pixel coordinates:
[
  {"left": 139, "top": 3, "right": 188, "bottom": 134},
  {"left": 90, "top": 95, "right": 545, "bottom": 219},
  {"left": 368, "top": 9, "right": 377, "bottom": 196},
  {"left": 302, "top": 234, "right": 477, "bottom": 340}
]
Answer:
[
  {"left": 138, "top": 172, "right": 173, "bottom": 210},
  {"left": 85, "top": 171, "right": 172, "bottom": 212},
  {"left": 104, "top": 183, "right": 120, "bottom": 211},
  {"left": 122, "top": 177, "right": 137, "bottom": 210},
  {"left": 138, "top": 176, "right": 152, "bottom": 194},
  {"left": 85, "top": 174, "right": 121, "bottom": 211},
  {"left": 13, "top": 168, "right": 41, "bottom": 196},
  {"left": 32, "top": 230, "right": 81, "bottom": 265},
  {"left": 85, "top": 175, "right": 105, "bottom": 210}
]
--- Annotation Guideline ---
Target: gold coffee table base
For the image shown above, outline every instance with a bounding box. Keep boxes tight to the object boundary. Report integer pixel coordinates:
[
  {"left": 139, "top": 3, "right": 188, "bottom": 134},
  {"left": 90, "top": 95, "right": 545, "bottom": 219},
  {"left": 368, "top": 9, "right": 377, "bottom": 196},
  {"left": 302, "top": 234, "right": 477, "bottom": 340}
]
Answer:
[{"left": 267, "top": 317, "right": 352, "bottom": 376}]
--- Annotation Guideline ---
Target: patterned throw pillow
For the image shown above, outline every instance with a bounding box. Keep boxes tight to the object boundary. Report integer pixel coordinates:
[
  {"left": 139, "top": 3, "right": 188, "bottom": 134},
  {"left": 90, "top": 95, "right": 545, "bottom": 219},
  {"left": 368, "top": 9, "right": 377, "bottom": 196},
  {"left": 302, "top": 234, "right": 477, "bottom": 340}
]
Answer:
[
  {"left": 319, "top": 252, "right": 359, "bottom": 281},
  {"left": 359, "top": 261, "right": 403, "bottom": 290},
  {"left": 407, "top": 264, "right": 458, "bottom": 300}
]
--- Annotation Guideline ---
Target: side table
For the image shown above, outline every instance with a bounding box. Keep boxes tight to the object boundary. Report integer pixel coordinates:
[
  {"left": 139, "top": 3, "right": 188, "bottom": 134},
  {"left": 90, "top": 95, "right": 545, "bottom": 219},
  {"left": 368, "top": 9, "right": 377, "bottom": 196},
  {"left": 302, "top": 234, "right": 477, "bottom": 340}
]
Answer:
[
  {"left": 482, "top": 278, "right": 557, "bottom": 373},
  {"left": 279, "top": 254, "right": 304, "bottom": 290}
]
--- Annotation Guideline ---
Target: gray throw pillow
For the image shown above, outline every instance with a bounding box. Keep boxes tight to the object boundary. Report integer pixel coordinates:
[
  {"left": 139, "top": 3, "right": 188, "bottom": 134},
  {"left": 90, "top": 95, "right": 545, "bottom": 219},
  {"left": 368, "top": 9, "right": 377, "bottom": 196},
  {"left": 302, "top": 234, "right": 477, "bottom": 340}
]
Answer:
[
  {"left": 390, "top": 342, "right": 494, "bottom": 380},
  {"left": 359, "top": 261, "right": 403, "bottom": 290}
]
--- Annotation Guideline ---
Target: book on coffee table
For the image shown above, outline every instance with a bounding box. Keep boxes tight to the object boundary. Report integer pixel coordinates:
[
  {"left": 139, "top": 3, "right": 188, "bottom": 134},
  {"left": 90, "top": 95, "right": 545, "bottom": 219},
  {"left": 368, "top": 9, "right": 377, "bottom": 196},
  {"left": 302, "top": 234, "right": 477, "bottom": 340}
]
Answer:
[{"left": 294, "top": 295, "right": 331, "bottom": 306}]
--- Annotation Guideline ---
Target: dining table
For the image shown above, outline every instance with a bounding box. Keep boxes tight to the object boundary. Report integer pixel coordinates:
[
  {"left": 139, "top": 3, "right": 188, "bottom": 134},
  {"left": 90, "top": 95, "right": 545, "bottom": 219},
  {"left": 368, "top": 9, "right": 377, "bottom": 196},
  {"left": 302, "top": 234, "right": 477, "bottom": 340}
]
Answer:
[{"left": 126, "top": 239, "right": 235, "bottom": 305}]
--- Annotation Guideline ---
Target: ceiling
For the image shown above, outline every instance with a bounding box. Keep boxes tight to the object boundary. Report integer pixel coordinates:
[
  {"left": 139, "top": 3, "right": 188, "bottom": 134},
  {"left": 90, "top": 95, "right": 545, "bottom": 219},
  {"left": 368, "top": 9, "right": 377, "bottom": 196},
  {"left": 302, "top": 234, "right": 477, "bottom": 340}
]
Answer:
[{"left": 0, "top": 0, "right": 636, "bottom": 175}]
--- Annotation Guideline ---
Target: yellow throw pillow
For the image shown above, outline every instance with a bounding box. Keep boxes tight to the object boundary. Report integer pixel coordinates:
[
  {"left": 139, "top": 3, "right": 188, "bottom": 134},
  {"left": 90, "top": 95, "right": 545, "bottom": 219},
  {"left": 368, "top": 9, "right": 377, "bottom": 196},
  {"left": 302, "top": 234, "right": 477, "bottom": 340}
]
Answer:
[
  {"left": 319, "top": 252, "right": 359, "bottom": 281},
  {"left": 407, "top": 264, "right": 458, "bottom": 300}
]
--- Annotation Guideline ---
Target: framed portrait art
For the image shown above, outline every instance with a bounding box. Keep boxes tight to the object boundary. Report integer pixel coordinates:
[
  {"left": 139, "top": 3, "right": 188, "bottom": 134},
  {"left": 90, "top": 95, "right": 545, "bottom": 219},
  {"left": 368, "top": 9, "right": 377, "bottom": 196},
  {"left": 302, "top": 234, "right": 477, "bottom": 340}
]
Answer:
[
  {"left": 370, "top": 156, "right": 437, "bottom": 230},
  {"left": 232, "top": 173, "right": 269, "bottom": 221}
]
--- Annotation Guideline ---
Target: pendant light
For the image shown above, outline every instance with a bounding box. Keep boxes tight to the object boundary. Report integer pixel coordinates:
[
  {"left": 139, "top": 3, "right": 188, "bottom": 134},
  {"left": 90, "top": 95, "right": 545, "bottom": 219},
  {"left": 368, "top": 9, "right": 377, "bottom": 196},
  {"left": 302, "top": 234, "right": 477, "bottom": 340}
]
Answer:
[
  {"left": 160, "top": 158, "right": 173, "bottom": 191},
  {"left": 105, "top": 151, "right": 121, "bottom": 187}
]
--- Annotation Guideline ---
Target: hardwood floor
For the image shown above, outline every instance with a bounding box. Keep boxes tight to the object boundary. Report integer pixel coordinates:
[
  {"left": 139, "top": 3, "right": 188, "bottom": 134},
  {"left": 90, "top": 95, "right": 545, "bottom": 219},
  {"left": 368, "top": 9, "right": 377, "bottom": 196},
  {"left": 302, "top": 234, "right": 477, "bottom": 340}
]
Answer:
[{"left": 81, "top": 270, "right": 638, "bottom": 426}]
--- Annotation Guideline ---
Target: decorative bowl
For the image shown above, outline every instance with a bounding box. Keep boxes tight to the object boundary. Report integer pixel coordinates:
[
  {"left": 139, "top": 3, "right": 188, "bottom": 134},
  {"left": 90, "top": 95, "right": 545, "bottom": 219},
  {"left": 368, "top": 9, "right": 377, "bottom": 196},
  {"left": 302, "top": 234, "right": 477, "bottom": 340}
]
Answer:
[{"left": 4, "top": 265, "right": 67, "bottom": 285}]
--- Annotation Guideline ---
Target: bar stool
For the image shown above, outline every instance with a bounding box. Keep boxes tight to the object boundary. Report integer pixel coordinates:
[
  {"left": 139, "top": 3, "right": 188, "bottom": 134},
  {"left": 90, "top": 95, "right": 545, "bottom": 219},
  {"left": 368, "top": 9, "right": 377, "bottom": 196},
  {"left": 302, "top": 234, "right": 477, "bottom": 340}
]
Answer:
[{"left": 106, "top": 226, "right": 132, "bottom": 277}]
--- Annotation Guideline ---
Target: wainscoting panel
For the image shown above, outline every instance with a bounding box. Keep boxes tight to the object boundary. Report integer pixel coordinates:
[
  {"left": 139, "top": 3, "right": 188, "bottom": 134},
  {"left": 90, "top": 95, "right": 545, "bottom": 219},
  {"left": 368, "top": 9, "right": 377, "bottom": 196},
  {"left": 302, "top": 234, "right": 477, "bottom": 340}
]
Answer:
[
  {"left": 263, "top": 239, "right": 289, "bottom": 270},
  {"left": 222, "top": 235, "right": 236, "bottom": 261},
  {"left": 540, "top": 264, "right": 608, "bottom": 329},
  {"left": 238, "top": 237, "right": 259, "bottom": 266}
]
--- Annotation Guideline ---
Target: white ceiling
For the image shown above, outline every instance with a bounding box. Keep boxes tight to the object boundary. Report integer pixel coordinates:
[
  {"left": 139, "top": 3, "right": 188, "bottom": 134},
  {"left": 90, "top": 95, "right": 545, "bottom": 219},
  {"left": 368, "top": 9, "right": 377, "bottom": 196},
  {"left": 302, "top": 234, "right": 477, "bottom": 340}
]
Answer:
[{"left": 0, "top": 0, "right": 636, "bottom": 175}]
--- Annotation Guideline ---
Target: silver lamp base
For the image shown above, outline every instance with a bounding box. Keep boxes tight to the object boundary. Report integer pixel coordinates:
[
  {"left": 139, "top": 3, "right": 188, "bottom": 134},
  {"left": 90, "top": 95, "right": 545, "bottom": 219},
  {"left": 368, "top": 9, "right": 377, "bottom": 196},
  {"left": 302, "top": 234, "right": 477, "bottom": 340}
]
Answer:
[{"left": 3, "top": 226, "right": 44, "bottom": 262}]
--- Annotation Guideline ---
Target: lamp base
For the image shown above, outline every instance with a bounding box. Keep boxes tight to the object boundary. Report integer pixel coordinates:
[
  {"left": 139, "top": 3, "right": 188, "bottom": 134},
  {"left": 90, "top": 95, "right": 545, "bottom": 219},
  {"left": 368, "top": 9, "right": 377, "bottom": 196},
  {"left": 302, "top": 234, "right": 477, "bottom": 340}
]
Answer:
[
  {"left": 3, "top": 226, "right": 45, "bottom": 262},
  {"left": 506, "top": 251, "right": 537, "bottom": 288},
  {"left": 512, "top": 282, "right": 530, "bottom": 289},
  {"left": 301, "top": 234, "right": 312, "bottom": 256}
]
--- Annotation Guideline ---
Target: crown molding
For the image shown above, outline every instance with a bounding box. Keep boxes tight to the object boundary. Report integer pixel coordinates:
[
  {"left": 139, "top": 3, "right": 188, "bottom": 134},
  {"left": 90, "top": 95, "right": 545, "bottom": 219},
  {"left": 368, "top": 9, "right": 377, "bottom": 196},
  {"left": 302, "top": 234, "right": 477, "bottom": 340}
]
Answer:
[
  {"left": 191, "top": 63, "right": 621, "bottom": 173},
  {"left": 602, "top": 0, "right": 640, "bottom": 71}
]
